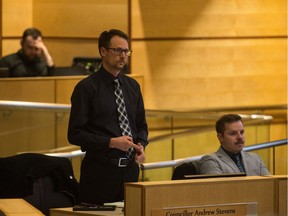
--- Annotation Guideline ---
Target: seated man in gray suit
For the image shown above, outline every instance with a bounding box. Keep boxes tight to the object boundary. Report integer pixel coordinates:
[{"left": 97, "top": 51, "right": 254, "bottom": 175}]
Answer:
[{"left": 199, "top": 114, "right": 270, "bottom": 176}]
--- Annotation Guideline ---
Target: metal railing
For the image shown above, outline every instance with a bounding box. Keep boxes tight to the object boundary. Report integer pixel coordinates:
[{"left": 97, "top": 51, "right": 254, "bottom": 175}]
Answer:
[
  {"left": 0, "top": 100, "right": 287, "bottom": 180},
  {"left": 140, "top": 139, "right": 288, "bottom": 171},
  {"left": 1, "top": 100, "right": 286, "bottom": 116},
  {"left": 0, "top": 100, "right": 283, "bottom": 144},
  {"left": 0, "top": 99, "right": 280, "bottom": 153},
  {"left": 1, "top": 100, "right": 285, "bottom": 155}
]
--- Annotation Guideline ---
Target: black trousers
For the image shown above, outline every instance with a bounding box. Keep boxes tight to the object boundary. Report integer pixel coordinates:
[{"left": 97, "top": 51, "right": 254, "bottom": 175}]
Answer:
[{"left": 78, "top": 155, "right": 139, "bottom": 205}]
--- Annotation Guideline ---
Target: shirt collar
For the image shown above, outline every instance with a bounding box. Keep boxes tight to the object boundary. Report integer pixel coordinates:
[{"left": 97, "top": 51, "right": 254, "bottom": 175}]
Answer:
[
  {"left": 98, "top": 66, "right": 124, "bottom": 86},
  {"left": 221, "top": 146, "right": 241, "bottom": 159}
]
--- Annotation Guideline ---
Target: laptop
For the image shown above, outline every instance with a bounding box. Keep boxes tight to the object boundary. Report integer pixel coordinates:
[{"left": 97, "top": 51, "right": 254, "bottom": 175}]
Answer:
[
  {"left": 0, "top": 67, "right": 9, "bottom": 78},
  {"left": 184, "top": 172, "right": 247, "bottom": 179}
]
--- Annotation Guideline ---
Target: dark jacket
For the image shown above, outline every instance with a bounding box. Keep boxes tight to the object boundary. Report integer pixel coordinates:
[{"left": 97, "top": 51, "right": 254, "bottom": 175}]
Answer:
[{"left": 0, "top": 153, "right": 78, "bottom": 202}]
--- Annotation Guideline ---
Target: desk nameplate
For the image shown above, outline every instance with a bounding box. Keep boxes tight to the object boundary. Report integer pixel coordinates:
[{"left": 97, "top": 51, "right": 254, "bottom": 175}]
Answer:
[{"left": 151, "top": 202, "right": 257, "bottom": 216}]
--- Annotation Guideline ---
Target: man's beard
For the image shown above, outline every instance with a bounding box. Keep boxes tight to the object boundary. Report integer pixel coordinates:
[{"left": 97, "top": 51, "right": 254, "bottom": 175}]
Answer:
[
  {"left": 21, "top": 51, "right": 41, "bottom": 63},
  {"left": 113, "top": 60, "right": 126, "bottom": 70}
]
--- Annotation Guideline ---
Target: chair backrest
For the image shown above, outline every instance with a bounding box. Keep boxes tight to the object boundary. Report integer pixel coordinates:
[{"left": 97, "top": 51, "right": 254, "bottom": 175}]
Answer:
[
  {"left": 171, "top": 160, "right": 200, "bottom": 180},
  {"left": 0, "top": 153, "right": 79, "bottom": 215}
]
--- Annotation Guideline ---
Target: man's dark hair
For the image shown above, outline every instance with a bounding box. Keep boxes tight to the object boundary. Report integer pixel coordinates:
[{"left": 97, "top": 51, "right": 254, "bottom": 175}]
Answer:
[
  {"left": 215, "top": 114, "right": 243, "bottom": 135},
  {"left": 22, "top": 28, "right": 43, "bottom": 42},
  {"left": 98, "top": 29, "right": 129, "bottom": 55}
]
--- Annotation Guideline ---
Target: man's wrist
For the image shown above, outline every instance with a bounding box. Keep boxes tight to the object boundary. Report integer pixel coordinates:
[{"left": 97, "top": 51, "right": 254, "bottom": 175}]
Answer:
[{"left": 109, "top": 138, "right": 116, "bottom": 148}]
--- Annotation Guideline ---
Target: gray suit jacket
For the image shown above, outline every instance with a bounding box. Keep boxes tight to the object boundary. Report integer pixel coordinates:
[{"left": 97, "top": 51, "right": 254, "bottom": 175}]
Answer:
[{"left": 199, "top": 147, "right": 270, "bottom": 176}]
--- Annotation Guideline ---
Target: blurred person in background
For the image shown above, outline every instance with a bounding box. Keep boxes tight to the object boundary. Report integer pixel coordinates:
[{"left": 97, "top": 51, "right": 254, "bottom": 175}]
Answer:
[{"left": 0, "top": 27, "right": 54, "bottom": 77}]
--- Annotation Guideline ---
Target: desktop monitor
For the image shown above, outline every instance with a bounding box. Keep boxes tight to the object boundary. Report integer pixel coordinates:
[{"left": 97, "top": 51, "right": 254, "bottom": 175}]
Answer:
[{"left": 72, "top": 57, "right": 102, "bottom": 74}]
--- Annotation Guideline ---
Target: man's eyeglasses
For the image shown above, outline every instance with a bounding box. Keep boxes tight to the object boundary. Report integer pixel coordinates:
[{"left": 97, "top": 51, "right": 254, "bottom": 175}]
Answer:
[{"left": 106, "top": 47, "right": 132, "bottom": 56}]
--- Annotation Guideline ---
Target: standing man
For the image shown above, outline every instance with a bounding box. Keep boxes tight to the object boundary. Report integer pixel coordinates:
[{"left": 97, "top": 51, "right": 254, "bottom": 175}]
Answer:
[
  {"left": 199, "top": 114, "right": 270, "bottom": 176},
  {"left": 68, "top": 29, "right": 148, "bottom": 205},
  {"left": 0, "top": 27, "right": 54, "bottom": 77}
]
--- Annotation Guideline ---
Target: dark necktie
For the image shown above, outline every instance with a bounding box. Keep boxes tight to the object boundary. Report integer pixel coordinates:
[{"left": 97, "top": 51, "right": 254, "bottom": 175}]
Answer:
[
  {"left": 233, "top": 154, "right": 245, "bottom": 173},
  {"left": 114, "top": 79, "right": 135, "bottom": 160}
]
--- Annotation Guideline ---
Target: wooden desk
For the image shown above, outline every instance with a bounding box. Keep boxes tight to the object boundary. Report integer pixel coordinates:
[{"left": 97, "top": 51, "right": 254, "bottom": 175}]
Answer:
[
  {"left": 50, "top": 176, "right": 286, "bottom": 216},
  {"left": 266, "top": 175, "right": 287, "bottom": 216},
  {"left": 0, "top": 199, "right": 44, "bottom": 216},
  {"left": 0, "top": 75, "right": 144, "bottom": 104},
  {"left": 50, "top": 207, "right": 123, "bottom": 216},
  {"left": 125, "top": 176, "right": 284, "bottom": 216}
]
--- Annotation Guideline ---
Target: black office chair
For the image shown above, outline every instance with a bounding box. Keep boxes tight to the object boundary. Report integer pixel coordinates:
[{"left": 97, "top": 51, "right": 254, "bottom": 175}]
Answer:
[
  {"left": 0, "top": 153, "right": 79, "bottom": 215},
  {"left": 171, "top": 160, "right": 200, "bottom": 180}
]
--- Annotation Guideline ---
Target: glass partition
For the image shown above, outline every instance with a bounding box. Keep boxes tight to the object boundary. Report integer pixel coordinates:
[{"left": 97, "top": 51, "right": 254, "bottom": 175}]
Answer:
[{"left": 0, "top": 100, "right": 286, "bottom": 181}]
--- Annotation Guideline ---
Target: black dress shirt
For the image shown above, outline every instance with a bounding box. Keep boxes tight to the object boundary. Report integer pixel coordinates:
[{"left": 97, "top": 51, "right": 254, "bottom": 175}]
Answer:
[
  {"left": 68, "top": 66, "right": 148, "bottom": 158},
  {"left": 0, "top": 50, "right": 54, "bottom": 77}
]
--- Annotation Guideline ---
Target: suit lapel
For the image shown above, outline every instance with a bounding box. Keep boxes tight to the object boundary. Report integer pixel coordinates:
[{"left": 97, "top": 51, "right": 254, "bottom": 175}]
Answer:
[
  {"left": 240, "top": 151, "right": 248, "bottom": 173},
  {"left": 216, "top": 147, "right": 239, "bottom": 172}
]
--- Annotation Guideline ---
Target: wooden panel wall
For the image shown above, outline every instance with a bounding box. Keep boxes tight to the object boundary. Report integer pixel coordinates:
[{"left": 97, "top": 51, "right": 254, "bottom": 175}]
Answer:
[
  {"left": 1, "top": 0, "right": 128, "bottom": 66},
  {"left": 131, "top": 0, "right": 286, "bottom": 38},
  {"left": 32, "top": 0, "right": 129, "bottom": 66},
  {"left": 33, "top": 0, "right": 128, "bottom": 38},
  {"left": 0, "top": 0, "right": 286, "bottom": 176},
  {"left": 1, "top": 0, "right": 33, "bottom": 56},
  {"left": 130, "top": 0, "right": 287, "bottom": 178},
  {"left": 131, "top": 0, "right": 287, "bottom": 109},
  {"left": 132, "top": 39, "right": 286, "bottom": 109},
  {"left": 2, "top": 0, "right": 33, "bottom": 36}
]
